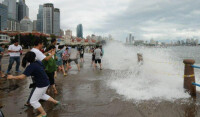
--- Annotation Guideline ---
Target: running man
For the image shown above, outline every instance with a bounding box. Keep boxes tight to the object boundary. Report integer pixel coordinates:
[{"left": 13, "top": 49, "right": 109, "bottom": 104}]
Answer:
[
  {"left": 94, "top": 45, "right": 102, "bottom": 70},
  {"left": 67, "top": 45, "right": 80, "bottom": 71}
]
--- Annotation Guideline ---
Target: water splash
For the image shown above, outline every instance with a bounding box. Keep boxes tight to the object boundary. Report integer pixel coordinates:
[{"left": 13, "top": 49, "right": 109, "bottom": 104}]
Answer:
[{"left": 103, "top": 41, "right": 190, "bottom": 101}]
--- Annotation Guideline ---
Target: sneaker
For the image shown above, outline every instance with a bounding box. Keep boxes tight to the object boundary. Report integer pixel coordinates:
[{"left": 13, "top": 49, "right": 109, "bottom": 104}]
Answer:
[
  {"left": 6, "top": 70, "right": 10, "bottom": 74},
  {"left": 64, "top": 73, "right": 67, "bottom": 76},
  {"left": 15, "top": 70, "right": 21, "bottom": 73}
]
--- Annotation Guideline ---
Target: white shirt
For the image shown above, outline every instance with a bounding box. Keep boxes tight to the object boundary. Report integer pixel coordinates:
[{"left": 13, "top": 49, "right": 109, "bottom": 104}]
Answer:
[
  {"left": 8, "top": 44, "right": 22, "bottom": 57},
  {"left": 69, "top": 48, "right": 78, "bottom": 59},
  {"left": 31, "top": 48, "right": 46, "bottom": 61}
]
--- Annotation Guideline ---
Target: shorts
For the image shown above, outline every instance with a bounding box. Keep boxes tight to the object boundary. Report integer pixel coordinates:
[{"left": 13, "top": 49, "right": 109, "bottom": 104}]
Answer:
[
  {"left": 80, "top": 54, "right": 84, "bottom": 58},
  {"left": 92, "top": 55, "right": 95, "bottom": 61},
  {"left": 56, "top": 60, "right": 63, "bottom": 66},
  {"left": 63, "top": 60, "right": 68, "bottom": 65},
  {"left": 95, "top": 59, "right": 101, "bottom": 64},
  {"left": 68, "top": 59, "right": 78, "bottom": 64},
  {"left": 46, "top": 72, "right": 55, "bottom": 85}
]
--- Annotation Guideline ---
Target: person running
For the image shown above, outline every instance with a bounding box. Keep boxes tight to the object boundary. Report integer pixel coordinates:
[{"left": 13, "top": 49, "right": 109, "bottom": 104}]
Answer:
[
  {"left": 79, "top": 46, "right": 84, "bottom": 63},
  {"left": 6, "top": 40, "right": 23, "bottom": 74},
  {"left": 67, "top": 45, "right": 80, "bottom": 71},
  {"left": 100, "top": 45, "right": 104, "bottom": 57},
  {"left": 7, "top": 51, "right": 59, "bottom": 117},
  {"left": 0, "top": 44, "right": 5, "bottom": 78},
  {"left": 56, "top": 45, "right": 67, "bottom": 76},
  {"left": 31, "top": 39, "right": 55, "bottom": 62},
  {"left": 42, "top": 46, "right": 58, "bottom": 94},
  {"left": 25, "top": 39, "right": 55, "bottom": 106},
  {"left": 91, "top": 47, "right": 95, "bottom": 66},
  {"left": 62, "top": 47, "right": 70, "bottom": 70},
  {"left": 94, "top": 45, "right": 102, "bottom": 70}
]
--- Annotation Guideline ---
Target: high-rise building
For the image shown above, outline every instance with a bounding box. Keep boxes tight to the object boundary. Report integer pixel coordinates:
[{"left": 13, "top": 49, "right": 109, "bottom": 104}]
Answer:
[
  {"left": 3, "top": 0, "right": 17, "bottom": 20},
  {"left": 7, "top": 19, "right": 20, "bottom": 31},
  {"left": 129, "top": 33, "right": 132, "bottom": 44},
  {"left": 53, "top": 8, "right": 60, "bottom": 36},
  {"left": 18, "top": 0, "right": 29, "bottom": 22},
  {"left": 36, "top": 5, "right": 43, "bottom": 32},
  {"left": 0, "top": 3, "right": 8, "bottom": 31},
  {"left": 16, "top": 2, "right": 19, "bottom": 21},
  {"left": 76, "top": 24, "right": 83, "bottom": 38},
  {"left": 43, "top": 3, "right": 54, "bottom": 34},
  {"left": 20, "top": 16, "right": 33, "bottom": 32},
  {"left": 33, "top": 20, "right": 37, "bottom": 31}
]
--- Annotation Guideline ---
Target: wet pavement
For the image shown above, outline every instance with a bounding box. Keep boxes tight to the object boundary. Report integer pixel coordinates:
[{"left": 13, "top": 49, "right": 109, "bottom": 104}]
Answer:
[{"left": 1, "top": 54, "right": 200, "bottom": 117}]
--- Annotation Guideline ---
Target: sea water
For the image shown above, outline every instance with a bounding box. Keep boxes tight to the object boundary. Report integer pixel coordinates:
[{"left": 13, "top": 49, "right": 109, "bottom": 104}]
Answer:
[{"left": 103, "top": 42, "right": 200, "bottom": 101}]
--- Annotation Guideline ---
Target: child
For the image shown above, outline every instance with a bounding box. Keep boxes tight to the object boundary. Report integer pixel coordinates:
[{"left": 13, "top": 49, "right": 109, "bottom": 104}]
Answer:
[
  {"left": 56, "top": 45, "right": 67, "bottom": 76},
  {"left": 62, "top": 47, "right": 70, "bottom": 71},
  {"left": 7, "top": 51, "right": 59, "bottom": 117},
  {"left": 42, "top": 46, "right": 58, "bottom": 94}
]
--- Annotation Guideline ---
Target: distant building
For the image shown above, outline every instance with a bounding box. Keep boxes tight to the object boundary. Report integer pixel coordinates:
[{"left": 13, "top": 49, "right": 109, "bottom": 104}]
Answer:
[
  {"left": 60, "top": 29, "right": 64, "bottom": 36},
  {"left": 195, "top": 39, "right": 199, "bottom": 45},
  {"left": 129, "top": 33, "right": 132, "bottom": 44},
  {"left": 134, "top": 40, "right": 144, "bottom": 46},
  {"left": 7, "top": 18, "right": 20, "bottom": 31},
  {"left": 3, "top": 0, "right": 17, "bottom": 20},
  {"left": 126, "top": 37, "right": 128, "bottom": 43},
  {"left": 43, "top": 3, "right": 54, "bottom": 34},
  {"left": 20, "top": 16, "right": 33, "bottom": 32},
  {"left": 0, "top": 3, "right": 8, "bottom": 31},
  {"left": 16, "top": 2, "right": 19, "bottom": 21},
  {"left": 76, "top": 24, "right": 83, "bottom": 38},
  {"left": 18, "top": 0, "right": 29, "bottom": 22},
  {"left": 150, "top": 39, "right": 156, "bottom": 45},
  {"left": 53, "top": 8, "right": 60, "bottom": 36},
  {"left": 36, "top": 5, "right": 43, "bottom": 33},
  {"left": 33, "top": 20, "right": 37, "bottom": 31},
  {"left": 65, "top": 30, "right": 72, "bottom": 37}
]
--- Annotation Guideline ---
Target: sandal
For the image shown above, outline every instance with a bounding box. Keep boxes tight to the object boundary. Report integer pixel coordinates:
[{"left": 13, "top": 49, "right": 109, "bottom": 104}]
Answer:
[{"left": 36, "top": 114, "right": 47, "bottom": 117}]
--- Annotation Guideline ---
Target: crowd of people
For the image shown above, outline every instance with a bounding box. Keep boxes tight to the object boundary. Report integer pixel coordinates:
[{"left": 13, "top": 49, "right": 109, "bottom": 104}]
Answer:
[{"left": 0, "top": 39, "right": 103, "bottom": 117}]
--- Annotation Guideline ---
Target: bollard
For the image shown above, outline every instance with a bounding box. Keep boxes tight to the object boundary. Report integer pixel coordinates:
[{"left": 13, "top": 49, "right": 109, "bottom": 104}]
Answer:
[
  {"left": 183, "top": 59, "right": 196, "bottom": 97},
  {"left": 137, "top": 53, "right": 143, "bottom": 63}
]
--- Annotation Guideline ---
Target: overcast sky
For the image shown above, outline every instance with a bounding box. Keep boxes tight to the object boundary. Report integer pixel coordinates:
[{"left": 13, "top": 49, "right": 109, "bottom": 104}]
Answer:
[{"left": 1, "top": 0, "right": 200, "bottom": 41}]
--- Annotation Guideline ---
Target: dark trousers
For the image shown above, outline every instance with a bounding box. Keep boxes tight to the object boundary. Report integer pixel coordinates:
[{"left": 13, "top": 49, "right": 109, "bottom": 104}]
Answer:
[
  {"left": 26, "top": 77, "right": 36, "bottom": 104},
  {"left": 7, "top": 56, "right": 20, "bottom": 72}
]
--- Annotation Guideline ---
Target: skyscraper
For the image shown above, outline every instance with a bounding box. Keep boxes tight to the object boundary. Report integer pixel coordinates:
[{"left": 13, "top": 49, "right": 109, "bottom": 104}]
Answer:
[
  {"left": 76, "top": 24, "right": 83, "bottom": 38},
  {"left": 18, "top": 0, "right": 29, "bottom": 22},
  {"left": 53, "top": 8, "right": 60, "bottom": 36},
  {"left": 3, "top": 0, "right": 17, "bottom": 20},
  {"left": 33, "top": 20, "right": 37, "bottom": 31},
  {"left": 129, "top": 33, "right": 132, "bottom": 44},
  {"left": 0, "top": 3, "right": 8, "bottom": 31},
  {"left": 43, "top": 3, "right": 54, "bottom": 34},
  {"left": 36, "top": 5, "right": 43, "bottom": 32}
]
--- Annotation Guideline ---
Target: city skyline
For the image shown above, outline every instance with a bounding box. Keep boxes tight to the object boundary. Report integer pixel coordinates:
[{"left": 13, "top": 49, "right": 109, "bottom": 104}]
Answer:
[{"left": 1, "top": 0, "right": 200, "bottom": 41}]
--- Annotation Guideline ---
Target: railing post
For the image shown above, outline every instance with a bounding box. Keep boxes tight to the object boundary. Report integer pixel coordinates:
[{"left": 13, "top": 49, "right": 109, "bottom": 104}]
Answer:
[
  {"left": 183, "top": 59, "right": 196, "bottom": 97},
  {"left": 137, "top": 53, "right": 143, "bottom": 64}
]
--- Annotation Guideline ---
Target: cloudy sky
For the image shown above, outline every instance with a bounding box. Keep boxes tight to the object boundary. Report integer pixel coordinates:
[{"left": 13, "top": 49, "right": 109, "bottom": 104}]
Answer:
[{"left": 1, "top": 0, "right": 200, "bottom": 41}]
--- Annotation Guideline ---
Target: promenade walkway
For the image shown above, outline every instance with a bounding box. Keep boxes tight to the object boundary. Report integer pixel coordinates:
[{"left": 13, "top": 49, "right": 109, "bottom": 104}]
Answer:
[{"left": 0, "top": 53, "right": 200, "bottom": 117}]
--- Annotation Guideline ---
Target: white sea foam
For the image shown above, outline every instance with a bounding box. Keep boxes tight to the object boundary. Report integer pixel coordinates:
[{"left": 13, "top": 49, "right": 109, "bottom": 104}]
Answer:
[{"left": 103, "top": 41, "right": 190, "bottom": 101}]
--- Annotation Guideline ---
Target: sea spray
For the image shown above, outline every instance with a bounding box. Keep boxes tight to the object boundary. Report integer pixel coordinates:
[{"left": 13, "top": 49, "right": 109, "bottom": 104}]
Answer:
[{"left": 103, "top": 42, "right": 190, "bottom": 101}]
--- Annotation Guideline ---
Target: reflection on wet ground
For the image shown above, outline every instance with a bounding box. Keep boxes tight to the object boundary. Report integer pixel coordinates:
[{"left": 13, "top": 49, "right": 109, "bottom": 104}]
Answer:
[{"left": 0, "top": 54, "right": 200, "bottom": 117}]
